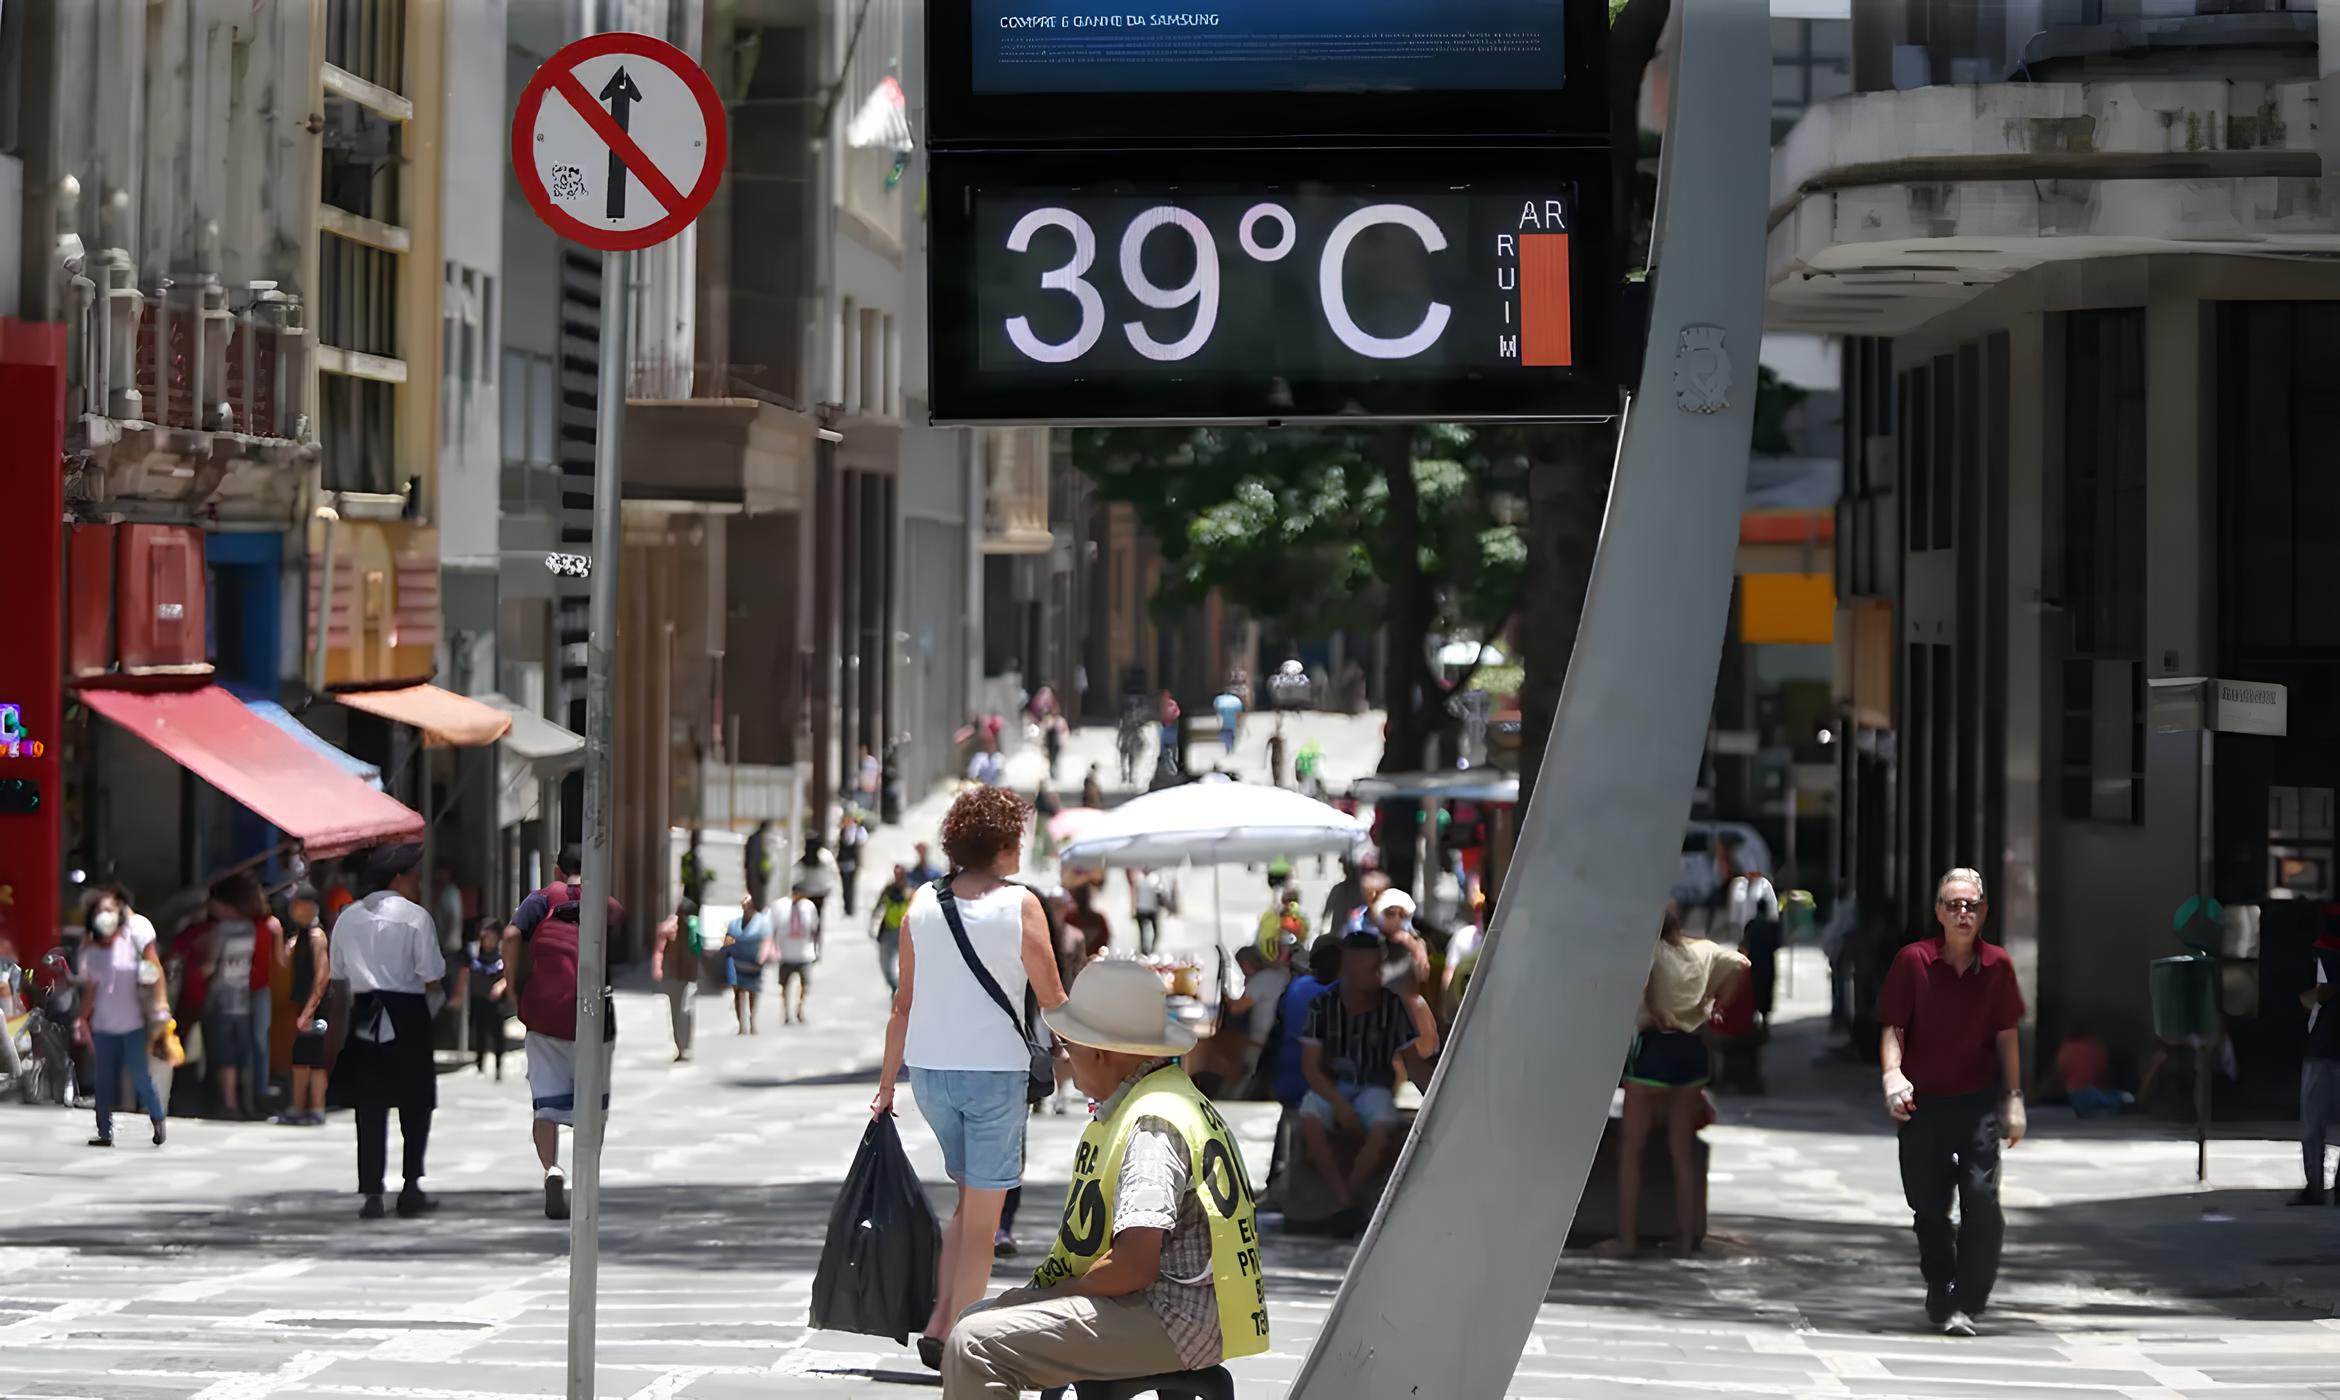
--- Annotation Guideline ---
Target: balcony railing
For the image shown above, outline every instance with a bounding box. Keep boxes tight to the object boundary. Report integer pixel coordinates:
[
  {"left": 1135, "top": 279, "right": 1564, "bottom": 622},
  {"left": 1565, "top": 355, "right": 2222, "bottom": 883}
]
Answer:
[{"left": 66, "top": 252, "right": 311, "bottom": 442}]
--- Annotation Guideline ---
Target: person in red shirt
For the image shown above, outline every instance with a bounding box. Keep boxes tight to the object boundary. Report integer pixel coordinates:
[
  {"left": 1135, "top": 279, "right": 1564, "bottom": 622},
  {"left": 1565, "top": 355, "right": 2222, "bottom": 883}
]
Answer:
[{"left": 1878, "top": 867, "right": 2027, "bottom": 1338}]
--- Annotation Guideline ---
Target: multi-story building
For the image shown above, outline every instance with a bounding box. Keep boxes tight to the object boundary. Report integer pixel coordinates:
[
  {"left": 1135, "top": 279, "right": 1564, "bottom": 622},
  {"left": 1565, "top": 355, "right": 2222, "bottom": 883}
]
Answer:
[
  {"left": 1775, "top": 0, "right": 2335, "bottom": 1108},
  {"left": 0, "top": 0, "right": 474, "bottom": 957}
]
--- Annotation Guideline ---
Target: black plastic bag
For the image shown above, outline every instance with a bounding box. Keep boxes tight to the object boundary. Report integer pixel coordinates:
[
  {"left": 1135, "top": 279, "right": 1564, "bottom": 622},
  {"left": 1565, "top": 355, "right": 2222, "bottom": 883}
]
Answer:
[{"left": 811, "top": 1114, "right": 941, "bottom": 1343}]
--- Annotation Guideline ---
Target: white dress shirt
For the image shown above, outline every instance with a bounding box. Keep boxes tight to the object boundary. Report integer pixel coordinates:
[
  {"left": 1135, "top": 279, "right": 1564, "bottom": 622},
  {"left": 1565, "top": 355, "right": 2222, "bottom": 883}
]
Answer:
[{"left": 330, "top": 892, "right": 446, "bottom": 994}]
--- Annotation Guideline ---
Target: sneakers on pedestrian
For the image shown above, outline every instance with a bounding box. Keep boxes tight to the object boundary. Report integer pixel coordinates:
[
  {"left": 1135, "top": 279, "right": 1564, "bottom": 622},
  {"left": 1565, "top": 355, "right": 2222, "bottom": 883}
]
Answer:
[
  {"left": 151, "top": 1120, "right": 166, "bottom": 1147},
  {"left": 1943, "top": 1311, "right": 1978, "bottom": 1338},
  {"left": 396, "top": 1187, "right": 438, "bottom": 1218},
  {"left": 359, "top": 1194, "right": 387, "bottom": 1220},
  {"left": 1924, "top": 1287, "right": 1953, "bottom": 1326},
  {"left": 544, "top": 1172, "right": 571, "bottom": 1221},
  {"left": 87, "top": 1134, "right": 114, "bottom": 1148},
  {"left": 994, "top": 1229, "right": 1018, "bottom": 1258}
]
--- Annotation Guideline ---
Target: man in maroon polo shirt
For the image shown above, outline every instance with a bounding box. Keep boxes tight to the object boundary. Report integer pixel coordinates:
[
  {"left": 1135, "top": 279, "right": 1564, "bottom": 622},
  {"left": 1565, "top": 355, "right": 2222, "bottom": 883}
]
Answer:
[{"left": 1878, "top": 867, "right": 2027, "bottom": 1338}]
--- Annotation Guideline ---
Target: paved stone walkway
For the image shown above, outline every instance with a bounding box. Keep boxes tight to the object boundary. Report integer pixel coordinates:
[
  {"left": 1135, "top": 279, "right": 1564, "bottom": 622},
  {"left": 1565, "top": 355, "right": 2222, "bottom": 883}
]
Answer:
[{"left": 4, "top": 713, "right": 2336, "bottom": 1398}]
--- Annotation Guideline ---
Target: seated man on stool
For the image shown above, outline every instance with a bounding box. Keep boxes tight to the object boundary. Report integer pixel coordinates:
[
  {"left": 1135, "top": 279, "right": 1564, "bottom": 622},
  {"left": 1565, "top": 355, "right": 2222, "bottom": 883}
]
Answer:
[
  {"left": 1297, "top": 930, "right": 1435, "bottom": 1230},
  {"left": 945, "top": 959, "right": 1271, "bottom": 1400}
]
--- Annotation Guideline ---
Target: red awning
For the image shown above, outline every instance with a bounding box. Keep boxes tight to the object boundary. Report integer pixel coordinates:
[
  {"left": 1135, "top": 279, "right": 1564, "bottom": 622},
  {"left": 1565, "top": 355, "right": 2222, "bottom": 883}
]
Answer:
[{"left": 81, "top": 685, "right": 423, "bottom": 858}]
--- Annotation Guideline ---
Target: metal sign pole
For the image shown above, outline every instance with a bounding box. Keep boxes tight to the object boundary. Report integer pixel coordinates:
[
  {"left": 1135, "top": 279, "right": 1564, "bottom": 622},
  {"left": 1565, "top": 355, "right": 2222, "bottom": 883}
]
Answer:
[{"left": 567, "top": 243, "right": 630, "bottom": 1400}]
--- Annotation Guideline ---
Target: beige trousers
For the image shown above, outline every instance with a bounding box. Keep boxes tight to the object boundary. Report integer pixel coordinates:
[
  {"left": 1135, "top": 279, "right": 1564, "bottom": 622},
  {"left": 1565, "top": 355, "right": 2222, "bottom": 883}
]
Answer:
[{"left": 944, "top": 1288, "right": 1185, "bottom": 1400}]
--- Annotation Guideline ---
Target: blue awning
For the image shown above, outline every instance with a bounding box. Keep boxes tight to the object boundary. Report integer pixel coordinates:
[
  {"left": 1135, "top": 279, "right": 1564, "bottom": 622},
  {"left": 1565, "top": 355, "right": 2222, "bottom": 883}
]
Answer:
[{"left": 240, "top": 698, "right": 383, "bottom": 791}]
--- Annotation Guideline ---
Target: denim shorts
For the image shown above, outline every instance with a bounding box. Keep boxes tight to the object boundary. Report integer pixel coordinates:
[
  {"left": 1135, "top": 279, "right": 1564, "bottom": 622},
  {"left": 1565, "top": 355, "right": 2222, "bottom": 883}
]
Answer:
[
  {"left": 909, "top": 1067, "right": 1027, "bottom": 1190},
  {"left": 1300, "top": 1082, "right": 1401, "bottom": 1131}
]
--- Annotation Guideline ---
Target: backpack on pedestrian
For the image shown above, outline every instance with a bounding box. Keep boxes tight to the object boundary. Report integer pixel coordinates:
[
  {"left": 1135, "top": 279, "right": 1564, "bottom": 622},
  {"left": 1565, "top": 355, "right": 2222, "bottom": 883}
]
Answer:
[{"left": 516, "top": 883, "right": 617, "bottom": 1043}]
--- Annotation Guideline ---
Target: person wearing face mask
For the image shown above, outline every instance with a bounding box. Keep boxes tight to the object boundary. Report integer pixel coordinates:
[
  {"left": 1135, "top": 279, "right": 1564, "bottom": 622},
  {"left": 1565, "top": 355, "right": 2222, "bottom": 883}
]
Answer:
[{"left": 77, "top": 889, "right": 170, "bottom": 1148}]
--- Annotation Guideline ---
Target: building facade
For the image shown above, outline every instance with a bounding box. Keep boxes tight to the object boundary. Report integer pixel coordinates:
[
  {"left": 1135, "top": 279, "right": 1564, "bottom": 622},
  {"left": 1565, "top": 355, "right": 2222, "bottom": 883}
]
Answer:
[{"left": 1775, "top": 0, "right": 2335, "bottom": 1106}]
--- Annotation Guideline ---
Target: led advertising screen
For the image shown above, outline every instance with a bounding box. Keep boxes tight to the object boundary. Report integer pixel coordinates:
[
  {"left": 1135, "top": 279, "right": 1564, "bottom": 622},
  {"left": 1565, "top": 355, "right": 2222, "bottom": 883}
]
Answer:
[
  {"left": 928, "top": 149, "right": 1614, "bottom": 424},
  {"left": 927, "top": 0, "right": 1607, "bottom": 143},
  {"left": 972, "top": 0, "right": 1568, "bottom": 95}
]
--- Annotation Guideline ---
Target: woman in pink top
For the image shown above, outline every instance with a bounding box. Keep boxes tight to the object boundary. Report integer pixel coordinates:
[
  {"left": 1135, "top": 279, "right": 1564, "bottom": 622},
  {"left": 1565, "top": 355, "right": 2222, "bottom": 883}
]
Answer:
[{"left": 78, "top": 888, "right": 170, "bottom": 1147}]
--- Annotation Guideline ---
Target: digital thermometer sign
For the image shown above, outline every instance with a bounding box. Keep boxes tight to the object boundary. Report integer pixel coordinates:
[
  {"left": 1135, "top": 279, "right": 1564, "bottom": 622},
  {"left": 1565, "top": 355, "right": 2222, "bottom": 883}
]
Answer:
[{"left": 930, "top": 150, "right": 1614, "bottom": 423}]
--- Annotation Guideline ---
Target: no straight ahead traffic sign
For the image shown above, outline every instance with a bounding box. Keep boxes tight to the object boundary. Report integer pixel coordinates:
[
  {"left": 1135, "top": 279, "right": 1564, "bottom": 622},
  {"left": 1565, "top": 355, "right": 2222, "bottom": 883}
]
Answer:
[{"left": 513, "top": 31, "right": 727, "bottom": 252}]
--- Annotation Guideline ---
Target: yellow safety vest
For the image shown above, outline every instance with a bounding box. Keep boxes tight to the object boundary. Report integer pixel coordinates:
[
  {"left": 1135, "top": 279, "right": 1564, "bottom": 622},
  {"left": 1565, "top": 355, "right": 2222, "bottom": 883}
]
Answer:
[{"left": 1032, "top": 1065, "right": 1270, "bottom": 1360}]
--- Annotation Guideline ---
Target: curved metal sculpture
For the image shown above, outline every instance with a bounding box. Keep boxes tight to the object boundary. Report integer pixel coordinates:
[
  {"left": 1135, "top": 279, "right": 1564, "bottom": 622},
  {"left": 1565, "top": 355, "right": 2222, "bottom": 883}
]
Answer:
[{"left": 1286, "top": 3, "right": 1773, "bottom": 1394}]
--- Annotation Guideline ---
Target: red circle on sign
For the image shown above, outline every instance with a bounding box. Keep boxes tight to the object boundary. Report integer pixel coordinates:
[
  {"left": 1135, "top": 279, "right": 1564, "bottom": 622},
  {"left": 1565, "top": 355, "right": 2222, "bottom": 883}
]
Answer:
[{"left": 512, "top": 31, "right": 728, "bottom": 253}]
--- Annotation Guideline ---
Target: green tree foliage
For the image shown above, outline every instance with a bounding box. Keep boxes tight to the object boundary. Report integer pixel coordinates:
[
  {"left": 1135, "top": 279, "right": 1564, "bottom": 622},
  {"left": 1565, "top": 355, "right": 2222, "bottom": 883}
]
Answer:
[{"left": 1069, "top": 423, "right": 1525, "bottom": 652}]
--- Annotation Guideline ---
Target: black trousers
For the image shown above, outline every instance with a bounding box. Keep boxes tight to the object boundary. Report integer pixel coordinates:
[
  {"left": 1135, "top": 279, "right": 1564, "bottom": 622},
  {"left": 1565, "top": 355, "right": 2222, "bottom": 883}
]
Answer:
[
  {"left": 1897, "top": 1090, "right": 2004, "bottom": 1311},
  {"left": 356, "top": 1100, "right": 433, "bottom": 1197}
]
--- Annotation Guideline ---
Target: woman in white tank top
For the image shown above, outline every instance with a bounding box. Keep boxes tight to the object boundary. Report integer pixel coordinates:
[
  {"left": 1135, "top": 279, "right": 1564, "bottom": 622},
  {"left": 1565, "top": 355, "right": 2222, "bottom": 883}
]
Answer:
[{"left": 874, "top": 787, "right": 1068, "bottom": 1369}]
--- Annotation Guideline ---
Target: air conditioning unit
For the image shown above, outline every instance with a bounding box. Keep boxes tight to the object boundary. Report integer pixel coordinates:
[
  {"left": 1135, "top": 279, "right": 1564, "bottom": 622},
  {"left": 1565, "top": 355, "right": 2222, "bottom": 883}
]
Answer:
[{"left": 67, "top": 524, "right": 212, "bottom": 680}]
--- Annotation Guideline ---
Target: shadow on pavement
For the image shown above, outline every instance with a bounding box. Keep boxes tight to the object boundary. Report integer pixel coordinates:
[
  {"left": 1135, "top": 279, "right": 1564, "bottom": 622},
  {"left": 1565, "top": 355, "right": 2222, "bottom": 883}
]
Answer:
[{"left": 1547, "top": 1190, "right": 2339, "bottom": 1331}]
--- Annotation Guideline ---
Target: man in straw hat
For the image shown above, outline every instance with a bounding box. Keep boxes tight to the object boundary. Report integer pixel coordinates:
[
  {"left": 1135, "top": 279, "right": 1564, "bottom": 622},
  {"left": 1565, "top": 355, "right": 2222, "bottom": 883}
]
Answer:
[{"left": 942, "top": 959, "right": 1271, "bottom": 1399}]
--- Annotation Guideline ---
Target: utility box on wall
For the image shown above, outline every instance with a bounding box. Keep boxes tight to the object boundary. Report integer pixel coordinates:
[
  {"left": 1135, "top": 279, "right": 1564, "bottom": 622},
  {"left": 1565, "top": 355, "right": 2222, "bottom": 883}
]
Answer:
[{"left": 66, "top": 524, "right": 213, "bottom": 680}]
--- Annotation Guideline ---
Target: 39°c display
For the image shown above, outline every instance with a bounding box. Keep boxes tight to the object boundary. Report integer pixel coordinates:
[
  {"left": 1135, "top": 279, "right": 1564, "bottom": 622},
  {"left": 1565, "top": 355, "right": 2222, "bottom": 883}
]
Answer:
[{"left": 930, "top": 155, "right": 1615, "bottom": 424}]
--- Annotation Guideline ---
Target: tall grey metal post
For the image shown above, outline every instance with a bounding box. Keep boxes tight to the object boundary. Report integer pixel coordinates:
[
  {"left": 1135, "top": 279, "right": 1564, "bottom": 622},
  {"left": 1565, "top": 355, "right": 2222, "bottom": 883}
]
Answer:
[
  {"left": 1286, "top": 3, "right": 1771, "bottom": 1396},
  {"left": 566, "top": 244, "right": 630, "bottom": 1400}
]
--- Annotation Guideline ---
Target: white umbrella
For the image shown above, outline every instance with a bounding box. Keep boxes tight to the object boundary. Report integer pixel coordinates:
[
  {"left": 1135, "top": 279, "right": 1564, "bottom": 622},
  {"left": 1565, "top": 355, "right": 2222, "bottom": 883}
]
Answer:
[
  {"left": 1057, "top": 774, "right": 1367, "bottom": 870},
  {"left": 1437, "top": 639, "right": 1505, "bottom": 667},
  {"left": 1058, "top": 776, "right": 1368, "bottom": 956}
]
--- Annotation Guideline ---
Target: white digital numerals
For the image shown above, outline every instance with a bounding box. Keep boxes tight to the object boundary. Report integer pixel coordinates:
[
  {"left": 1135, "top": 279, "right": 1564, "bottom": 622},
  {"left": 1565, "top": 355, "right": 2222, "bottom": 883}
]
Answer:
[
  {"left": 1004, "top": 208, "right": 1105, "bottom": 363},
  {"left": 1002, "top": 201, "right": 1451, "bottom": 365},
  {"left": 1119, "top": 206, "right": 1219, "bottom": 362}
]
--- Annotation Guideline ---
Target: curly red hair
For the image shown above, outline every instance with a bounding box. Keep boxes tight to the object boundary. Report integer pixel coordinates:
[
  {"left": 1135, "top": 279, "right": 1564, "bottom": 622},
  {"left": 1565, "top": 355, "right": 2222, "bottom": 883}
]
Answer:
[{"left": 940, "top": 786, "right": 1031, "bottom": 872}]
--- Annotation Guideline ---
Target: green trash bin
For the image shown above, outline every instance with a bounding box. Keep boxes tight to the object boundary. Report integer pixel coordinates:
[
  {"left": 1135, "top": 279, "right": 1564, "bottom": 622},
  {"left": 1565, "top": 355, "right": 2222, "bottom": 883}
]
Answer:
[{"left": 2149, "top": 953, "right": 2218, "bottom": 1040}]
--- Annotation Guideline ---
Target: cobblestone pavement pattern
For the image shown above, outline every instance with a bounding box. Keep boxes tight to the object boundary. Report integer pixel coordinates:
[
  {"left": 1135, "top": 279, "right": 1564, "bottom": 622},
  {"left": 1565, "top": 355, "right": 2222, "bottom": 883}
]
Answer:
[{"left": 4, "top": 714, "right": 2337, "bottom": 1398}]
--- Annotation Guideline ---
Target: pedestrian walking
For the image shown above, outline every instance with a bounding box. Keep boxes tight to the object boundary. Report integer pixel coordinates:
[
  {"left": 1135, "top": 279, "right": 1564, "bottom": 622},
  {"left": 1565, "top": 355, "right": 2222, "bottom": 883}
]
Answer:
[
  {"left": 745, "top": 819, "right": 778, "bottom": 907},
  {"left": 204, "top": 873, "right": 279, "bottom": 1119},
  {"left": 910, "top": 841, "right": 946, "bottom": 886},
  {"left": 682, "top": 827, "right": 714, "bottom": 908},
  {"left": 2291, "top": 906, "right": 2340, "bottom": 1205},
  {"left": 77, "top": 888, "right": 170, "bottom": 1148},
  {"left": 1032, "top": 780, "right": 1062, "bottom": 862},
  {"left": 277, "top": 886, "right": 331, "bottom": 1126},
  {"left": 836, "top": 812, "right": 869, "bottom": 918},
  {"left": 1879, "top": 867, "right": 2027, "bottom": 1336},
  {"left": 653, "top": 898, "right": 702, "bottom": 1063},
  {"left": 778, "top": 880, "right": 821, "bottom": 1025},
  {"left": 1599, "top": 906, "right": 1746, "bottom": 1258},
  {"left": 873, "top": 785, "right": 1070, "bottom": 1372},
  {"left": 507, "top": 844, "right": 625, "bottom": 1221},
  {"left": 1130, "top": 868, "right": 1166, "bottom": 957},
  {"left": 1080, "top": 764, "right": 1104, "bottom": 809},
  {"left": 871, "top": 866, "right": 913, "bottom": 993},
  {"left": 1212, "top": 686, "right": 1243, "bottom": 757},
  {"left": 464, "top": 918, "right": 510, "bottom": 1080},
  {"left": 722, "top": 891, "right": 774, "bottom": 1034},
  {"left": 797, "top": 838, "right": 841, "bottom": 927},
  {"left": 328, "top": 844, "right": 444, "bottom": 1219},
  {"left": 940, "top": 959, "right": 1269, "bottom": 1400}
]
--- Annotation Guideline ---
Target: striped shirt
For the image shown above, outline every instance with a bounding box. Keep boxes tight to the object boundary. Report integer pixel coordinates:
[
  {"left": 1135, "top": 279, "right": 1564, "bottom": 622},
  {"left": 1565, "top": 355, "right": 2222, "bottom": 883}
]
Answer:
[
  {"left": 1103, "top": 1062, "right": 1221, "bottom": 1369},
  {"left": 1301, "top": 982, "right": 1420, "bottom": 1090}
]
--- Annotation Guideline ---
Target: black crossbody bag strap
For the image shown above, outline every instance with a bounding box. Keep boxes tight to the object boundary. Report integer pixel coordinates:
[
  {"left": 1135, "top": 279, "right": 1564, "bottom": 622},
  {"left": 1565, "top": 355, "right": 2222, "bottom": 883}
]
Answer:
[{"left": 932, "top": 877, "right": 1052, "bottom": 1103}]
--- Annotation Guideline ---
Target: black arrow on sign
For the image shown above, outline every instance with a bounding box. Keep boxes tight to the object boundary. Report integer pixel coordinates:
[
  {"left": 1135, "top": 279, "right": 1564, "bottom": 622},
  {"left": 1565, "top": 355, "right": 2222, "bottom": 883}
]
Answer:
[{"left": 599, "top": 66, "right": 644, "bottom": 222}]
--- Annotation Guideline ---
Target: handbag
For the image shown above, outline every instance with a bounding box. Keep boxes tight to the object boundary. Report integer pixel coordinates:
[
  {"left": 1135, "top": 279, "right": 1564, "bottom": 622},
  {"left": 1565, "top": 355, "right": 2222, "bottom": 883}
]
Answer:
[{"left": 932, "top": 878, "right": 1054, "bottom": 1105}]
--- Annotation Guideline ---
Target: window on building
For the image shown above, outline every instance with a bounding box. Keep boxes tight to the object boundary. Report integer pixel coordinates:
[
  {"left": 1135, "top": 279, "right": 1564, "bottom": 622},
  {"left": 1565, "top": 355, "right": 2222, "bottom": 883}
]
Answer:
[
  {"left": 325, "top": 0, "right": 408, "bottom": 94},
  {"left": 320, "top": 374, "right": 398, "bottom": 495},
  {"left": 321, "top": 97, "right": 404, "bottom": 225},
  {"left": 500, "top": 348, "right": 557, "bottom": 466},
  {"left": 2220, "top": 302, "right": 2340, "bottom": 658},
  {"left": 1770, "top": 17, "right": 1851, "bottom": 136},
  {"left": 319, "top": 232, "right": 400, "bottom": 360},
  {"left": 860, "top": 306, "right": 883, "bottom": 416},
  {"left": 0, "top": 0, "right": 24, "bottom": 156},
  {"left": 2060, "top": 308, "right": 2146, "bottom": 823},
  {"left": 839, "top": 297, "right": 859, "bottom": 410}
]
